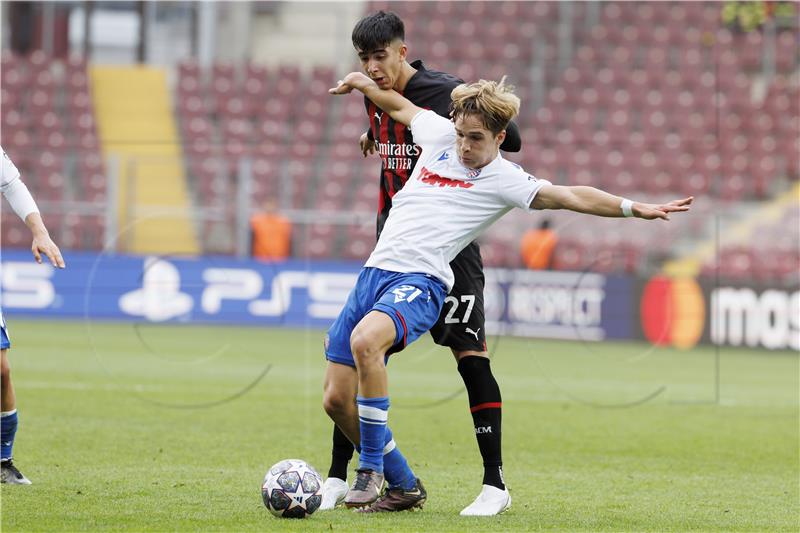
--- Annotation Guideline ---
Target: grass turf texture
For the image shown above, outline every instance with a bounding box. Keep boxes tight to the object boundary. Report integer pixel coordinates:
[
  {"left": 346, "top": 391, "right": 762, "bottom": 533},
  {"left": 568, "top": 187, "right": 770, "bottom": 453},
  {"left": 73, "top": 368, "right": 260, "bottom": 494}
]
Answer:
[{"left": 1, "top": 320, "right": 797, "bottom": 532}]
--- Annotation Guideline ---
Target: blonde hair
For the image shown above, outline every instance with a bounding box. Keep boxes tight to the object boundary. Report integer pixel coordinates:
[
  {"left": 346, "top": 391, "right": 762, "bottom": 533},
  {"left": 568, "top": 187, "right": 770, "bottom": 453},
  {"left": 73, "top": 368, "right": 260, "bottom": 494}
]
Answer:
[{"left": 450, "top": 77, "right": 521, "bottom": 135}]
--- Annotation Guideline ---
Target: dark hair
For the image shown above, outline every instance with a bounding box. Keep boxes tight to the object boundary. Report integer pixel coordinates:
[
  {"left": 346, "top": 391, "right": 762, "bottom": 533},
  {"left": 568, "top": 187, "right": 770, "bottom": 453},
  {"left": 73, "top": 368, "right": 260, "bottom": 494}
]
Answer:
[{"left": 352, "top": 11, "right": 405, "bottom": 52}]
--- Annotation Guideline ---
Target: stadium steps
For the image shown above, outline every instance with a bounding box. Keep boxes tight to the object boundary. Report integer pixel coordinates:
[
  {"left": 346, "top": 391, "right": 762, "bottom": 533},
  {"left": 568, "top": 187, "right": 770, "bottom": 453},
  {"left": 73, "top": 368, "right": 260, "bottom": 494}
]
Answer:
[
  {"left": 663, "top": 181, "right": 800, "bottom": 277},
  {"left": 91, "top": 65, "right": 199, "bottom": 255}
]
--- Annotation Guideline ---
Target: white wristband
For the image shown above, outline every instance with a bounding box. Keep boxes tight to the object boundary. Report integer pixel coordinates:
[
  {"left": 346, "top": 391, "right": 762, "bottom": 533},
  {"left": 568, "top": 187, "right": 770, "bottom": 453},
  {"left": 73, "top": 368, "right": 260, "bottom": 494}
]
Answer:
[{"left": 620, "top": 198, "right": 634, "bottom": 218}]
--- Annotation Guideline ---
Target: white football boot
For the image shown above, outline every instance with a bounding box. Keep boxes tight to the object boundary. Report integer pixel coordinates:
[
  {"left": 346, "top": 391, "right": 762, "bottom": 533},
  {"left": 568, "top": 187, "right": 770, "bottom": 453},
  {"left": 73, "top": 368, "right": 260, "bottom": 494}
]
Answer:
[
  {"left": 319, "top": 477, "right": 349, "bottom": 510},
  {"left": 459, "top": 484, "right": 511, "bottom": 516}
]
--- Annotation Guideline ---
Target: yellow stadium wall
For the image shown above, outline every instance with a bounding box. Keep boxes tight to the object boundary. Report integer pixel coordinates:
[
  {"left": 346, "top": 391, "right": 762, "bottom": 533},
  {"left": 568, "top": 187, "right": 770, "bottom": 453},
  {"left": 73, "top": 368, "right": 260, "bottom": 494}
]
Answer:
[{"left": 91, "top": 65, "right": 198, "bottom": 255}]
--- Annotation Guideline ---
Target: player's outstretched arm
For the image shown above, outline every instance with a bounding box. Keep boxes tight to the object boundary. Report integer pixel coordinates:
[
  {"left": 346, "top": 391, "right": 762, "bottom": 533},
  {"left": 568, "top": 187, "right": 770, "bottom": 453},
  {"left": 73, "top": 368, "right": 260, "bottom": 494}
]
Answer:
[
  {"left": 25, "top": 212, "right": 65, "bottom": 268},
  {"left": 1, "top": 162, "right": 66, "bottom": 267},
  {"left": 330, "top": 72, "right": 424, "bottom": 127},
  {"left": 531, "top": 184, "right": 693, "bottom": 220}
]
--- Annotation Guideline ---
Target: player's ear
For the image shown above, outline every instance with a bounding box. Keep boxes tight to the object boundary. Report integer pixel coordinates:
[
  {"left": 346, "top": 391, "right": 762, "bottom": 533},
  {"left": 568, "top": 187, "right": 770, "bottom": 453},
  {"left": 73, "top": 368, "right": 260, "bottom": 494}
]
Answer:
[
  {"left": 496, "top": 130, "right": 506, "bottom": 147},
  {"left": 398, "top": 42, "right": 408, "bottom": 61}
]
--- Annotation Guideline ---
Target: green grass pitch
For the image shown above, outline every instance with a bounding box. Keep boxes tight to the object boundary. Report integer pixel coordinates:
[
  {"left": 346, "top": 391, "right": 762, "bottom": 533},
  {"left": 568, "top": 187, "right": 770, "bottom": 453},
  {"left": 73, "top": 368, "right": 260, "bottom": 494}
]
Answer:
[{"left": 1, "top": 319, "right": 797, "bottom": 531}]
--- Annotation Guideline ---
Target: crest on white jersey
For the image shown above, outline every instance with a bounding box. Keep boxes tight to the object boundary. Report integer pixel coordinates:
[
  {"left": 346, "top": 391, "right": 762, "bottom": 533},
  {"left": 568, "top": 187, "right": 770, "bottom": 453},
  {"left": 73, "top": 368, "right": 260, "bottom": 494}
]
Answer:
[{"left": 466, "top": 167, "right": 482, "bottom": 179}]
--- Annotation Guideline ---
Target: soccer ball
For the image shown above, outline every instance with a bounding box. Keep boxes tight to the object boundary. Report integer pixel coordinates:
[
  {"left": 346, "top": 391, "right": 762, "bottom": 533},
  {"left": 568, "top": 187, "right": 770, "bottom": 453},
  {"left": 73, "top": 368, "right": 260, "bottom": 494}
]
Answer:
[{"left": 261, "top": 459, "right": 323, "bottom": 518}]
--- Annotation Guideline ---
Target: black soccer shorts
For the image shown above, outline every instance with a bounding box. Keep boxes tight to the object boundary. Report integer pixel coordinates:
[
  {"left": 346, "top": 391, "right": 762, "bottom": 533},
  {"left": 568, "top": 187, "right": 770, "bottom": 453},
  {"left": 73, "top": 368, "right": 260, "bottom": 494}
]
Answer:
[{"left": 428, "top": 242, "right": 487, "bottom": 353}]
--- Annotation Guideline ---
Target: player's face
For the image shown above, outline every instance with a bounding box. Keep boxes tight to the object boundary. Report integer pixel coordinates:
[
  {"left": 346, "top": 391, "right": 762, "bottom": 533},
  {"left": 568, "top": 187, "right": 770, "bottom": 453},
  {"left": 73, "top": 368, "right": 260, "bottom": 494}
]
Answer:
[
  {"left": 357, "top": 40, "right": 407, "bottom": 90},
  {"left": 454, "top": 114, "right": 506, "bottom": 169}
]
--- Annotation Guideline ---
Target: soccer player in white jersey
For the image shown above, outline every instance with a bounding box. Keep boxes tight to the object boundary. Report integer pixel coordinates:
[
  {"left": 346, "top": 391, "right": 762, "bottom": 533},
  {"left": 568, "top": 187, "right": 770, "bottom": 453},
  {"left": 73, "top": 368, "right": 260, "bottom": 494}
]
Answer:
[
  {"left": 324, "top": 73, "right": 692, "bottom": 513},
  {"left": 0, "top": 147, "right": 65, "bottom": 484}
]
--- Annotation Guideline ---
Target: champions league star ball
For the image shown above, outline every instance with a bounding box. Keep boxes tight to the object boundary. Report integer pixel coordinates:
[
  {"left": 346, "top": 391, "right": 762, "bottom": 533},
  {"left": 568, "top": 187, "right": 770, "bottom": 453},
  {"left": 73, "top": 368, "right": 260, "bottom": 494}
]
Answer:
[{"left": 261, "top": 459, "right": 323, "bottom": 518}]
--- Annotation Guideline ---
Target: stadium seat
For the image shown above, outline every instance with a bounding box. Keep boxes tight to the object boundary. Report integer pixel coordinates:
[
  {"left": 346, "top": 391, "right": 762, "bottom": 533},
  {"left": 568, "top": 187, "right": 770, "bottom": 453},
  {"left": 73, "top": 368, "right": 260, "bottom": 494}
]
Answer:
[
  {"left": 2, "top": 108, "right": 29, "bottom": 131},
  {"left": 67, "top": 90, "right": 92, "bottom": 114},
  {"left": 1, "top": 212, "right": 28, "bottom": 248},
  {"left": 775, "top": 32, "right": 798, "bottom": 73}
]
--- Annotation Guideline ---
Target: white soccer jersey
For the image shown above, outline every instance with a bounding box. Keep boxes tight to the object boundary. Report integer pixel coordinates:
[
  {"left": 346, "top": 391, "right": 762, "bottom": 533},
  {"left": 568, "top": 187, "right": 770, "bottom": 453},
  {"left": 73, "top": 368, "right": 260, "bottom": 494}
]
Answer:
[
  {"left": 1, "top": 145, "right": 39, "bottom": 221},
  {"left": 366, "top": 110, "right": 550, "bottom": 290},
  {"left": 1, "top": 147, "right": 21, "bottom": 186}
]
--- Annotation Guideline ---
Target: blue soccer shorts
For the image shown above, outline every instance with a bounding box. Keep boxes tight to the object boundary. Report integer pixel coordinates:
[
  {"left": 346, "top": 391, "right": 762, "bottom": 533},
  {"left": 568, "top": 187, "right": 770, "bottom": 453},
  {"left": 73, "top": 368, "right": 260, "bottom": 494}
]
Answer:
[
  {"left": 325, "top": 267, "right": 447, "bottom": 368},
  {"left": 0, "top": 308, "right": 10, "bottom": 350}
]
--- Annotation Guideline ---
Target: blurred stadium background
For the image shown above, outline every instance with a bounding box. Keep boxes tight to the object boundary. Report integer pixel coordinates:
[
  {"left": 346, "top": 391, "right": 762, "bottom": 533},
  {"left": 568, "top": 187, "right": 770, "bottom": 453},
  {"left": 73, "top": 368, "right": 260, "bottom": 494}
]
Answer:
[
  {"left": 0, "top": 1, "right": 798, "bottom": 349},
  {"left": 1, "top": 3, "right": 798, "bottom": 530}
]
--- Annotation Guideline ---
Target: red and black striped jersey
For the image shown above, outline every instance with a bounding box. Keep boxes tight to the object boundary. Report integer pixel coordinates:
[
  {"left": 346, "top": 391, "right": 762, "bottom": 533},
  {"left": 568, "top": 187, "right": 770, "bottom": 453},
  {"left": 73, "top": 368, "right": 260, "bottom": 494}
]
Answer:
[{"left": 365, "top": 61, "right": 460, "bottom": 237}]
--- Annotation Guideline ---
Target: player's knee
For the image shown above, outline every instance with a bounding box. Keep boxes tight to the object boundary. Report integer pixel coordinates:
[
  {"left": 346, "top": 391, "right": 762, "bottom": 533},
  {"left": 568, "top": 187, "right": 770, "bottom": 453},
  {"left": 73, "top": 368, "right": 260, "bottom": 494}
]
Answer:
[
  {"left": 349, "top": 331, "right": 381, "bottom": 365},
  {"left": 453, "top": 349, "right": 488, "bottom": 362},
  {"left": 322, "top": 388, "right": 351, "bottom": 419}
]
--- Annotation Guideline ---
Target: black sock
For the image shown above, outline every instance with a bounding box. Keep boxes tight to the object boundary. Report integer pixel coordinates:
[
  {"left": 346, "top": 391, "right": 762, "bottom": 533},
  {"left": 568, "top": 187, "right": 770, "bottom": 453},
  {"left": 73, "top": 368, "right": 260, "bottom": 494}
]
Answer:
[
  {"left": 458, "top": 355, "right": 505, "bottom": 490},
  {"left": 327, "top": 424, "right": 355, "bottom": 481}
]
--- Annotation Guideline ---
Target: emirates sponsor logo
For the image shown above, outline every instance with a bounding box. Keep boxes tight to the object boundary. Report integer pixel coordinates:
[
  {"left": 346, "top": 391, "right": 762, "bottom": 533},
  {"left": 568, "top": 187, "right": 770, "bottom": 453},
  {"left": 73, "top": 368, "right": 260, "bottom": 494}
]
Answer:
[{"left": 375, "top": 141, "right": 421, "bottom": 157}]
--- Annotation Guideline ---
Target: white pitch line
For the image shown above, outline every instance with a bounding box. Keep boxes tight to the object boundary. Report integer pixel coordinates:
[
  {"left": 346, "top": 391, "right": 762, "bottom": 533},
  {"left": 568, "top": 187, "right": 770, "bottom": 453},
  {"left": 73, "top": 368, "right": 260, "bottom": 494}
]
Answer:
[{"left": 20, "top": 381, "right": 165, "bottom": 392}]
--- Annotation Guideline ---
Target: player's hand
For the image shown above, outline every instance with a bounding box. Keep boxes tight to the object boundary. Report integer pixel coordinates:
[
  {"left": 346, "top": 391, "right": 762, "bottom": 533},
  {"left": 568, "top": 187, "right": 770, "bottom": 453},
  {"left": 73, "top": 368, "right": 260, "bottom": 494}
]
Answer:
[
  {"left": 329, "top": 72, "right": 375, "bottom": 95},
  {"left": 31, "top": 232, "right": 65, "bottom": 268},
  {"left": 634, "top": 196, "right": 693, "bottom": 220},
  {"left": 359, "top": 132, "right": 376, "bottom": 157},
  {"left": 329, "top": 79, "right": 354, "bottom": 95}
]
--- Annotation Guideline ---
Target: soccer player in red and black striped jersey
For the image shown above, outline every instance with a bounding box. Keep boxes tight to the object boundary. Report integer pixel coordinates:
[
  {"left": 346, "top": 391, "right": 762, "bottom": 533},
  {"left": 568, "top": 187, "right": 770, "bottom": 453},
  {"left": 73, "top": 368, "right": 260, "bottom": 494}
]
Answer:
[{"left": 320, "top": 10, "right": 521, "bottom": 515}]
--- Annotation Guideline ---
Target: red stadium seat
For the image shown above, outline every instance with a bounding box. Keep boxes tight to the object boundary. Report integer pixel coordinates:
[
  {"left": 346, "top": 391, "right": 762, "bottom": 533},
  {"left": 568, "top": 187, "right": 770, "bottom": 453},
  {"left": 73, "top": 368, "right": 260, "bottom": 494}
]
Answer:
[
  {"left": 177, "top": 74, "right": 202, "bottom": 97},
  {"left": 26, "top": 50, "right": 51, "bottom": 73},
  {"left": 775, "top": 32, "right": 798, "bottom": 73},
  {"left": 33, "top": 69, "right": 55, "bottom": 90},
  {"left": 256, "top": 118, "right": 287, "bottom": 143},
  {"left": 70, "top": 111, "right": 96, "bottom": 134},
  {"left": 288, "top": 142, "right": 318, "bottom": 160},
  {"left": 65, "top": 54, "right": 88, "bottom": 73},
  {"left": 245, "top": 62, "right": 267, "bottom": 82},
  {"left": 243, "top": 76, "right": 266, "bottom": 103},
  {"left": 221, "top": 117, "right": 253, "bottom": 141},
  {"left": 552, "top": 241, "right": 586, "bottom": 272},
  {"left": 2, "top": 109, "right": 29, "bottom": 131},
  {"left": 212, "top": 61, "right": 236, "bottom": 83},
  {"left": 341, "top": 235, "right": 373, "bottom": 261},
  {"left": 0, "top": 65, "right": 28, "bottom": 92},
  {"left": 37, "top": 111, "right": 63, "bottom": 134},
  {"left": 80, "top": 172, "right": 107, "bottom": 202},
  {"left": 28, "top": 88, "right": 54, "bottom": 115},
  {"left": 178, "top": 59, "right": 201, "bottom": 80},
  {"left": 183, "top": 116, "right": 213, "bottom": 138},
  {"left": 298, "top": 98, "right": 329, "bottom": 121},
  {"left": 1, "top": 212, "right": 29, "bottom": 248},
  {"left": 67, "top": 90, "right": 92, "bottom": 114}
]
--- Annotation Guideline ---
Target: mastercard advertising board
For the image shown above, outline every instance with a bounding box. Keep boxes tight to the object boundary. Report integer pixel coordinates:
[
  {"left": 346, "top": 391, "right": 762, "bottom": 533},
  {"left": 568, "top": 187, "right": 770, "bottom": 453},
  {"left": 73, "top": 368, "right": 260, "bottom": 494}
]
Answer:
[{"left": 638, "top": 276, "right": 799, "bottom": 351}]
